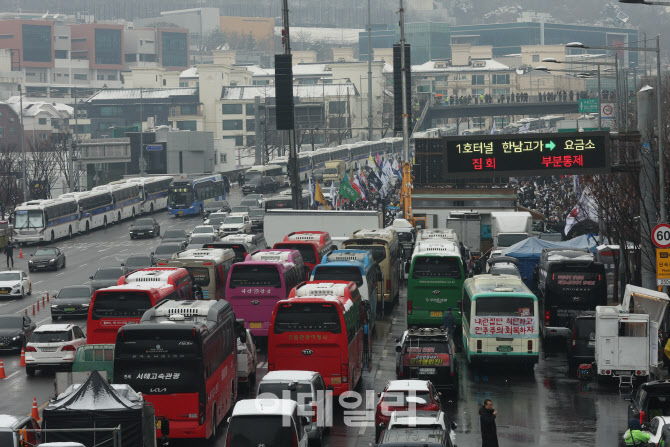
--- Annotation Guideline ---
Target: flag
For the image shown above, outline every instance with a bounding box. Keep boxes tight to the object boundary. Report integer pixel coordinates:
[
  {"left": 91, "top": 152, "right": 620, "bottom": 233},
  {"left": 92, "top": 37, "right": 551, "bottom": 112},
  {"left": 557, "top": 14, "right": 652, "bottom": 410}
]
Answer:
[
  {"left": 491, "top": 120, "right": 497, "bottom": 135},
  {"left": 314, "top": 179, "right": 327, "bottom": 209},
  {"left": 375, "top": 152, "right": 382, "bottom": 166},
  {"left": 367, "top": 169, "right": 383, "bottom": 193},
  {"left": 564, "top": 186, "right": 598, "bottom": 236},
  {"left": 308, "top": 176, "right": 315, "bottom": 206},
  {"left": 368, "top": 154, "right": 378, "bottom": 172},
  {"left": 338, "top": 173, "right": 360, "bottom": 202},
  {"left": 392, "top": 159, "right": 401, "bottom": 177},
  {"left": 329, "top": 180, "right": 336, "bottom": 206},
  {"left": 383, "top": 159, "right": 394, "bottom": 180},
  {"left": 353, "top": 175, "right": 366, "bottom": 200}
]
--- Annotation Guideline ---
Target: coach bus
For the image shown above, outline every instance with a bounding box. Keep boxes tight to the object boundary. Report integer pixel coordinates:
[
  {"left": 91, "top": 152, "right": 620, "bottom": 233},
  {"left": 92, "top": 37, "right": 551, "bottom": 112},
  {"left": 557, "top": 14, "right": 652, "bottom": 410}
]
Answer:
[
  {"left": 246, "top": 249, "right": 306, "bottom": 280},
  {"left": 114, "top": 299, "right": 240, "bottom": 440},
  {"left": 244, "top": 164, "right": 284, "bottom": 186},
  {"left": 226, "top": 259, "right": 302, "bottom": 337},
  {"left": 87, "top": 267, "right": 193, "bottom": 344},
  {"left": 264, "top": 192, "right": 310, "bottom": 211},
  {"left": 74, "top": 189, "right": 115, "bottom": 233},
  {"left": 311, "top": 249, "right": 381, "bottom": 324},
  {"left": 269, "top": 281, "right": 365, "bottom": 396},
  {"left": 462, "top": 274, "right": 539, "bottom": 367},
  {"left": 128, "top": 175, "right": 174, "bottom": 214},
  {"left": 13, "top": 197, "right": 80, "bottom": 244},
  {"left": 93, "top": 181, "right": 142, "bottom": 223},
  {"left": 204, "top": 234, "right": 269, "bottom": 263},
  {"left": 160, "top": 248, "right": 235, "bottom": 300},
  {"left": 168, "top": 174, "right": 225, "bottom": 216},
  {"left": 343, "top": 228, "right": 400, "bottom": 308},
  {"left": 274, "top": 231, "right": 334, "bottom": 277},
  {"left": 407, "top": 241, "right": 466, "bottom": 328}
]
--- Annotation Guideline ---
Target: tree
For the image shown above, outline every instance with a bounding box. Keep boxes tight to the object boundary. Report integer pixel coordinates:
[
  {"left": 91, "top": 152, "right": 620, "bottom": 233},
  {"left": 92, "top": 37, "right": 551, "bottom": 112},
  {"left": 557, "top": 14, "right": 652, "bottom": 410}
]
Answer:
[{"left": 0, "top": 143, "right": 22, "bottom": 218}]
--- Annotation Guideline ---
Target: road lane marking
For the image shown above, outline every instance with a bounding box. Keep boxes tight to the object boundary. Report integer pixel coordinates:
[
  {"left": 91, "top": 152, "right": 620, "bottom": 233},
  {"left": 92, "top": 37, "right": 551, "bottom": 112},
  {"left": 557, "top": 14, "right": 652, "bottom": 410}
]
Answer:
[
  {"left": 56, "top": 272, "right": 65, "bottom": 276},
  {"left": 376, "top": 370, "right": 382, "bottom": 378},
  {"left": 382, "top": 349, "right": 387, "bottom": 359},
  {"left": 6, "top": 370, "right": 20, "bottom": 379},
  {"left": 358, "top": 425, "right": 367, "bottom": 435}
]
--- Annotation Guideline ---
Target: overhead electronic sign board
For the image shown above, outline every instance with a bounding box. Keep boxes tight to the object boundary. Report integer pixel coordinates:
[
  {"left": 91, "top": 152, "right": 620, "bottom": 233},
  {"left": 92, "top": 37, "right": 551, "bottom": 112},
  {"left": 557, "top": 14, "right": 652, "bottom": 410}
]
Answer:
[{"left": 439, "top": 132, "right": 610, "bottom": 177}]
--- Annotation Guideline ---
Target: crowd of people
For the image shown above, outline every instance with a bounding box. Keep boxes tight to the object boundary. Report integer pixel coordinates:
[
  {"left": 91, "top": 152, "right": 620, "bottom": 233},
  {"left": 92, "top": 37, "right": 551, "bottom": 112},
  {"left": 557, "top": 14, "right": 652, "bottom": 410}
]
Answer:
[
  {"left": 433, "top": 89, "right": 617, "bottom": 107},
  {"left": 509, "top": 176, "right": 578, "bottom": 232}
]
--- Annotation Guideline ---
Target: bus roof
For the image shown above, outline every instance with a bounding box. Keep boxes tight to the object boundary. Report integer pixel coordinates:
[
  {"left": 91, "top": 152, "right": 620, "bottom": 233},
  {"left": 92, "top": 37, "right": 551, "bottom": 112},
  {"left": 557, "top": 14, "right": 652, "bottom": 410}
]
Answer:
[
  {"left": 412, "top": 241, "right": 460, "bottom": 256},
  {"left": 233, "top": 259, "right": 296, "bottom": 270},
  {"left": 464, "top": 274, "right": 534, "bottom": 296},
  {"left": 222, "top": 234, "right": 262, "bottom": 244},
  {"left": 289, "top": 281, "right": 357, "bottom": 300},
  {"left": 284, "top": 231, "right": 331, "bottom": 245},
  {"left": 246, "top": 249, "right": 302, "bottom": 263},
  {"left": 163, "top": 248, "right": 235, "bottom": 264},
  {"left": 140, "top": 299, "right": 231, "bottom": 331},
  {"left": 324, "top": 250, "right": 374, "bottom": 266},
  {"left": 118, "top": 267, "right": 188, "bottom": 286},
  {"left": 416, "top": 229, "right": 459, "bottom": 243},
  {"left": 351, "top": 228, "right": 397, "bottom": 241},
  {"left": 282, "top": 294, "right": 353, "bottom": 312}
]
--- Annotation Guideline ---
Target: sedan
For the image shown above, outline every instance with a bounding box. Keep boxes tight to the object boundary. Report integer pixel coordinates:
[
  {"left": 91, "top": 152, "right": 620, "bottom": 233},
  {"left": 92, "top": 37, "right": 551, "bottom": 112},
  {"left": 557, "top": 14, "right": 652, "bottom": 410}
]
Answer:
[
  {"left": 204, "top": 200, "right": 231, "bottom": 217},
  {"left": 51, "top": 285, "right": 94, "bottom": 320},
  {"left": 162, "top": 229, "right": 189, "bottom": 244},
  {"left": 242, "top": 177, "right": 277, "bottom": 195},
  {"left": 249, "top": 209, "right": 265, "bottom": 233},
  {"left": 0, "top": 315, "right": 35, "bottom": 351},
  {"left": 28, "top": 247, "right": 66, "bottom": 271},
  {"left": 122, "top": 254, "right": 156, "bottom": 274},
  {"left": 188, "top": 234, "right": 218, "bottom": 249},
  {"left": 0, "top": 270, "right": 31, "bottom": 298},
  {"left": 153, "top": 242, "right": 186, "bottom": 262},
  {"left": 25, "top": 323, "right": 87, "bottom": 375},
  {"left": 89, "top": 267, "right": 125, "bottom": 291},
  {"left": 375, "top": 380, "right": 442, "bottom": 441},
  {"left": 129, "top": 217, "right": 161, "bottom": 239}
]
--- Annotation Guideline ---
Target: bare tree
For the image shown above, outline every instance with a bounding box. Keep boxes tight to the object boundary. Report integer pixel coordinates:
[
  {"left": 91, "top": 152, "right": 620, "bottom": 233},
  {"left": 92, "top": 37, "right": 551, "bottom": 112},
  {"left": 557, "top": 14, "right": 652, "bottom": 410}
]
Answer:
[{"left": 0, "top": 143, "right": 22, "bottom": 218}]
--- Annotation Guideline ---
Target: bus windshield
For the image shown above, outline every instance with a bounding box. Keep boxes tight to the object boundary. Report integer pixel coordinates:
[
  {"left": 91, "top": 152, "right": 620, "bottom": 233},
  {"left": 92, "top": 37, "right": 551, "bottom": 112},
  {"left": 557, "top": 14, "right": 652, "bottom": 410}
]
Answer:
[
  {"left": 116, "top": 335, "right": 201, "bottom": 394},
  {"left": 275, "top": 243, "right": 317, "bottom": 264},
  {"left": 412, "top": 257, "right": 462, "bottom": 279},
  {"left": 274, "top": 303, "right": 341, "bottom": 333},
  {"left": 14, "top": 210, "right": 44, "bottom": 229},
  {"left": 313, "top": 266, "right": 363, "bottom": 287},
  {"left": 169, "top": 187, "right": 193, "bottom": 207},
  {"left": 230, "top": 265, "right": 281, "bottom": 288},
  {"left": 475, "top": 297, "right": 535, "bottom": 317},
  {"left": 92, "top": 291, "right": 153, "bottom": 318}
]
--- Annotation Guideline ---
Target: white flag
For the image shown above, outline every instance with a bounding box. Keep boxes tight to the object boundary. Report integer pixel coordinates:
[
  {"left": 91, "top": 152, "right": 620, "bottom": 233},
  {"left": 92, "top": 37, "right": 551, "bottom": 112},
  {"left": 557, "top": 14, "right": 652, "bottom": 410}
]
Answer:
[
  {"left": 564, "top": 186, "right": 599, "bottom": 236},
  {"left": 308, "top": 176, "right": 314, "bottom": 206}
]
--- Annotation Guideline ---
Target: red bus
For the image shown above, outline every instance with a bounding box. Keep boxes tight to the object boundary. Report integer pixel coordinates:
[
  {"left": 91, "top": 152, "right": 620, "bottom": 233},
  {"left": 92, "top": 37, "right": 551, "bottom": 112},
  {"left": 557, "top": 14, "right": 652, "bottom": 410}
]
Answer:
[
  {"left": 114, "top": 299, "right": 240, "bottom": 440},
  {"left": 273, "top": 231, "right": 333, "bottom": 277},
  {"left": 268, "top": 280, "right": 364, "bottom": 396},
  {"left": 246, "top": 249, "right": 307, "bottom": 280},
  {"left": 87, "top": 267, "right": 193, "bottom": 344},
  {"left": 226, "top": 260, "right": 302, "bottom": 337}
]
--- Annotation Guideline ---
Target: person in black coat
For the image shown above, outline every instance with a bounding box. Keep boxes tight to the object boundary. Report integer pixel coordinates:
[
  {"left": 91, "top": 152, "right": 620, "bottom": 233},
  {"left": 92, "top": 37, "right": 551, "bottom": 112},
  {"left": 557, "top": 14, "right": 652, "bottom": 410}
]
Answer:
[{"left": 479, "top": 399, "right": 499, "bottom": 447}]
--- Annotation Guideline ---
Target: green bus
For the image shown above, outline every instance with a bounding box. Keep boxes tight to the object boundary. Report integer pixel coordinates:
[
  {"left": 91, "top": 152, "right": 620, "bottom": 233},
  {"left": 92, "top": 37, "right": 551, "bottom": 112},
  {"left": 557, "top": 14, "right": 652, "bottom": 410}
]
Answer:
[
  {"left": 462, "top": 274, "right": 539, "bottom": 366},
  {"left": 72, "top": 344, "right": 115, "bottom": 382},
  {"left": 407, "top": 241, "right": 465, "bottom": 328}
]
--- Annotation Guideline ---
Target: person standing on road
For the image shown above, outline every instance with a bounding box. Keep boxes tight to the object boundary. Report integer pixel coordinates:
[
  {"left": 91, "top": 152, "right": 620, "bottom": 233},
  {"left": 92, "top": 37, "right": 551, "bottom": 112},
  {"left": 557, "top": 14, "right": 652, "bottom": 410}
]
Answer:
[
  {"left": 5, "top": 240, "right": 14, "bottom": 270},
  {"left": 623, "top": 418, "right": 650, "bottom": 446},
  {"left": 442, "top": 308, "right": 455, "bottom": 338},
  {"left": 479, "top": 399, "right": 499, "bottom": 447}
]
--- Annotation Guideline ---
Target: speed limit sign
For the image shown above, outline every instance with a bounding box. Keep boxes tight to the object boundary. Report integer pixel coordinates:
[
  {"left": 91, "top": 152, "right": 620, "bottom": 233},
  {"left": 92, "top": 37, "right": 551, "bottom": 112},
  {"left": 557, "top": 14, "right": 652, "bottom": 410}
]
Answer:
[{"left": 652, "top": 223, "right": 670, "bottom": 248}]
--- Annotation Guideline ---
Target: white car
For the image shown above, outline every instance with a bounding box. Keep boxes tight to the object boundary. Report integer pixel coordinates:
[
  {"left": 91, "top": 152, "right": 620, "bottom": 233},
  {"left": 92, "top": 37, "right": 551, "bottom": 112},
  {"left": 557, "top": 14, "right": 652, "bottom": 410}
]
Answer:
[
  {"left": 24, "top": 324, "right": 87, "bottom": 376},
  {"left": 204, "top": 212, "right": 229, "bottom": 226},
  {"left": 221, "top": 215, "right": 251, "bottom": 235},
  {"left": 647, "top": 416, "right": 670, "bottom": 445},
  {"left": 0, "top": 270, "right": 31, "bottom": 298},
  {"left": 387, "top": 410, "right": 457, "bottom": 446},
  {"left": 237, "top": 329, "right": 258, "bottom": 392},
  {"left": 190, "top": 225, "right": 216, "bottom": 241}
]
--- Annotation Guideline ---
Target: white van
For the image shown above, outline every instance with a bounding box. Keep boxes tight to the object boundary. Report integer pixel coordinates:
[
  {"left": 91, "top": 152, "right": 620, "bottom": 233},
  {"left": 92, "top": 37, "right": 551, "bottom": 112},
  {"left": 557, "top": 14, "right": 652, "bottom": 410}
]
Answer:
[{"left": 227, "top": 399, "right": 309, "bottom": 447}]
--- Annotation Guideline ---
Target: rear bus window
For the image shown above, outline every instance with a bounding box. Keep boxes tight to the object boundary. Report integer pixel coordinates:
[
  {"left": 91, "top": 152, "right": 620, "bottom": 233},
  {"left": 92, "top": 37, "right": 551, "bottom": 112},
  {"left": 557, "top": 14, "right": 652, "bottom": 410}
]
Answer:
[
  {"left": 92, "top": 292, "right": 152, "bottom": 318},
  {"left": 412, "top": 256, "right": 462, "bottom": 279},
  {"left": 274, "top": 303, "right": 341, "bottom": 333},
  {"left": 230, "top": 265, "right": 281, "bottom": 288}
]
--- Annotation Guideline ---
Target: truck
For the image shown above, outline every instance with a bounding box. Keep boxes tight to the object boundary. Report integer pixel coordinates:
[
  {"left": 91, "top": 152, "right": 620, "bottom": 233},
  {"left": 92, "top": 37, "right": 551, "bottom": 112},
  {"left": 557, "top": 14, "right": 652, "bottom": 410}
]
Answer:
[
  {"left": 323, "top": 160, "right": 346, "bottom": 184},
  {"left": 490, "top": 211, "right": 532, "bottom": 250},
  {"left": 446, "top": 212, "right": 481, "bottom": 255},
  {"left": 595, "top": 285, "right": 670, "bottom": 386},
  {"left": 264, "top": 209, "right": 383, "bottom": 247}
]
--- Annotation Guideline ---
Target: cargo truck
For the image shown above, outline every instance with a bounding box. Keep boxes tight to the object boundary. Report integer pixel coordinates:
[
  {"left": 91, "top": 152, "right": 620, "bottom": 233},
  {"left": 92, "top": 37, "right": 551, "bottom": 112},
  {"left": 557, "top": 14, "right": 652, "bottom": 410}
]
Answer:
[
  {"left": 323, "top": 160, "right": 346, "bottom": 184},
  {"left": 490, "top": 211, "right": 532, "bottom": 250}
]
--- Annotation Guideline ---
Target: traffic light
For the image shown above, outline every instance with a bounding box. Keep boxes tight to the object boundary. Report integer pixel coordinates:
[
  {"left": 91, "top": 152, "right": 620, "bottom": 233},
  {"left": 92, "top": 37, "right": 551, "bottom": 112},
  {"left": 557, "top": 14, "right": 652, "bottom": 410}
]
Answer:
[
  {"left": 274, "top": 54, "right": 294, "bottom": 130},
  {"left": 393, "top": 44, "right": 411, "bottom": 135}
]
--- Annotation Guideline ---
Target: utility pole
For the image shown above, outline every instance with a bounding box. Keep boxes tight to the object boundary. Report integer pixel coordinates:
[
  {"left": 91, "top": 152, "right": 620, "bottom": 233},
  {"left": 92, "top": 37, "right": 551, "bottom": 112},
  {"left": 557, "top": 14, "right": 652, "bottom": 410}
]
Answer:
[
  {"left": 367, "top": 0, "right": 373, "bottom": 140},
  {"left": 638, "top": 85, "right": 657, "bottom": 289},
  {"left": 139, "top": 88, "right": 145, "bottom": 177},
  {"left": 69, "top": 87, "right": 76, "bottom": 192},
  {"left": 281, "top": 0, "right": 302, "bottom": 209},
  {"left": 254, "top": 96, "right": 262, "bottom": 165},
  {"left": 657, "top": 35, "right": 665, "bottom": 224},
  {"left": 399, "top": 0, "right": 412, "bottom": 223}
]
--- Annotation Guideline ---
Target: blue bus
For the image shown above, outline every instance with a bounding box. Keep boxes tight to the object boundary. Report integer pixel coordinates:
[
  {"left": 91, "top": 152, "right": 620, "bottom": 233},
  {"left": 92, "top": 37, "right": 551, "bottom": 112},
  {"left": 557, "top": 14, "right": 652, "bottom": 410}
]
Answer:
[
  {"left": 168, "top": 174, "right": 225, "bottom": 216},
  {"left": 310, "top": 249, "right": 381, "bottom": 326}
]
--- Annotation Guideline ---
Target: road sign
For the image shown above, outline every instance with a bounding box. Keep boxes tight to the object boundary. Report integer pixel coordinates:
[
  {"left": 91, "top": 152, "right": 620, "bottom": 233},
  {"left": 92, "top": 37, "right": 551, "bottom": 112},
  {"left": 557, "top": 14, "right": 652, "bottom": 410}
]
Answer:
[
  {"left": 601, "top": 103, "right": 615, "bottom": 120},
  {"left": 579, "top": 98, "right": 599, "bottom": 114},
  {"left": 145, "top": 144, "right": 163, "bottom": 151},
  {"left": 657, "top": 249, "right": 670, "bottom": 282},
  {"left": 424, "top": 131, "right": 610, "bottom": 179},
  {"left": 653, "top": 223, "right": 670, "bottom": 248}
]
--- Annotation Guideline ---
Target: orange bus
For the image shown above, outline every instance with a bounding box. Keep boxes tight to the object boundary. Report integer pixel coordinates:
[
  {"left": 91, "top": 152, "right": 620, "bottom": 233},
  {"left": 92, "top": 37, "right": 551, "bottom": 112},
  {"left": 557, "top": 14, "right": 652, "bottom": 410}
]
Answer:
[{"left": 268, "top": 280, "right": 364, "bottom": 396}]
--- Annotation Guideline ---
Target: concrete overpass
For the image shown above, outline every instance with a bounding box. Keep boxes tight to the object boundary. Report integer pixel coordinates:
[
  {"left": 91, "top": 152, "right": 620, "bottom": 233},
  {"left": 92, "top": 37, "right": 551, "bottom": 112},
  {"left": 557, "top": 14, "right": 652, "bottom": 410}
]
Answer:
[{"left": 417, "top": 101, "right": 581, "bottom": 131}]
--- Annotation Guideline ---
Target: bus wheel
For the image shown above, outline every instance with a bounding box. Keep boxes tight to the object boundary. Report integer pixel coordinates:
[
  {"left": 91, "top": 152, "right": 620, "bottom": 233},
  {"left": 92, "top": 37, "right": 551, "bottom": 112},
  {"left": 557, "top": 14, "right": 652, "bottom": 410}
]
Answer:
[{"left": 209, "top": 405, "right": 217, "bottom": 441}]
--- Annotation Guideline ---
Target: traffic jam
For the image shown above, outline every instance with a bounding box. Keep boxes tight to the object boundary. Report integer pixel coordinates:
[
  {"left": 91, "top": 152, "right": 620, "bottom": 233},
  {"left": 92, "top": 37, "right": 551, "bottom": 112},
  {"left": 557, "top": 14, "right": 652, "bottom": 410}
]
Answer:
[{"left": 0, "top": 173, "right": 667, "bottom": 447}]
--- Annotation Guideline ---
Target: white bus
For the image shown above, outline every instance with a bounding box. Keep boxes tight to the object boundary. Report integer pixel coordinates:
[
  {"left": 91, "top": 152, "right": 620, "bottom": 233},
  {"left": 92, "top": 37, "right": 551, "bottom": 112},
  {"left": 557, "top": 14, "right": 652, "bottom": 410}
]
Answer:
[
  {"left": 74, "top": 189, "right": 115, "bottom": 232},
  {"left": 102, "top": 182, "right": 141, "bottom": 222},
  {"left": 245, "top": 164, "right": 284, "bottom": 186},
  {"left": 13, "top": 198, "right": 80, "bottom": 244},
  {"left": 127, "top": 176, "right": 174, "bottom": 214}
]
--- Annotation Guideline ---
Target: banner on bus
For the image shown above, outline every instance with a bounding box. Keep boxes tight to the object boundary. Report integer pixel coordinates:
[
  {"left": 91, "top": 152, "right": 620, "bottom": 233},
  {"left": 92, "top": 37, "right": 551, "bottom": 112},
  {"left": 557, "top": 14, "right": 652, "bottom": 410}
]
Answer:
[{"left": 472, "top": 316, "right": 535, "bottom": 336}]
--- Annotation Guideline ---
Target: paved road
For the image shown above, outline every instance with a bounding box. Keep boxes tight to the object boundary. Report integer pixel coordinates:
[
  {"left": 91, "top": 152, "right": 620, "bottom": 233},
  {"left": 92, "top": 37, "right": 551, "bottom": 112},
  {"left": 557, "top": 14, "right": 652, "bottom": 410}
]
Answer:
[{"left": 0, "top": 186, "right": 631, "bottom": 447}]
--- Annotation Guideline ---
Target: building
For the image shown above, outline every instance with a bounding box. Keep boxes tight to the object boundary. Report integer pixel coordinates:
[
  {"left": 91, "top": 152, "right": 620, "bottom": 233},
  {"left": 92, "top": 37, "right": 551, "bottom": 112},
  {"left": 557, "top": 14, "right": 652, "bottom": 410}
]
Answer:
[
  {"left": 124, "top": 28, "right": 190, "bottom": 71},
  {"left": 134, "top": 8, "right": 221, "bottom": 48},
  {"left": 359, "top": 23, "right": 451, "bottom": 65},
  {"left": 0, "top": 102, "right": 21, "bottom": 149},
  {"left": 83, "top": 87, "right": 199, "bottom": 138},
  {"left": 451, "top": 21, "right": 639, "bottom": 68},
  {"left": 4, "top": 96, "right": 74, "bottom": 149},
  {"left": 220, "top": 16, "right": 274, "bottom": 52}
]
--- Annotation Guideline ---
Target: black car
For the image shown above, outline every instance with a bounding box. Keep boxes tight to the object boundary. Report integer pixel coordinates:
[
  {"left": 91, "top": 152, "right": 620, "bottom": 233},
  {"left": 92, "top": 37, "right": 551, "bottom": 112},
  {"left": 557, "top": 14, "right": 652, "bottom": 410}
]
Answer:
[
  {"left": 249, "top": 209, "right": 265, "bottom": 233},
  {"left": 28, "top": 247, "right": 66, "bottom": 271},
  {"left": 566, "top": 311, "right": 595, "bottom": 374},
  {"left": 153, "top": 241, "right": 186, "bottom": 262},
  {"left": 51, "top": 285, "right": 95, "bottom": 319},
  {"left": 204, "top": 200, "right": 231, "bottom": 217},
  {"left": 89, "top": 267, "right": 125, "bottom": 291},
  {"left": 188, "top": 234, "right": 218, "bottom": 249},
  {"left": 122, "top": 254, "right": 156, "bottom": 274},
  {"left": 162, "top": 229, "right": 189, "bottom": 244},
  {"left": 129, "top": 217, "right": 161, "bottom": 239},
  {"left": 628, "top": 380, "right": 670, "bottom": 423},
  {"left": 0, "top": 315, "right": 36, "bottom": 351},
  {"left": 242, "top": 177, "right": 277, "bottom": 195},
  {"left": 395, "top": 328, "right": 458, "bottom": 392}
]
